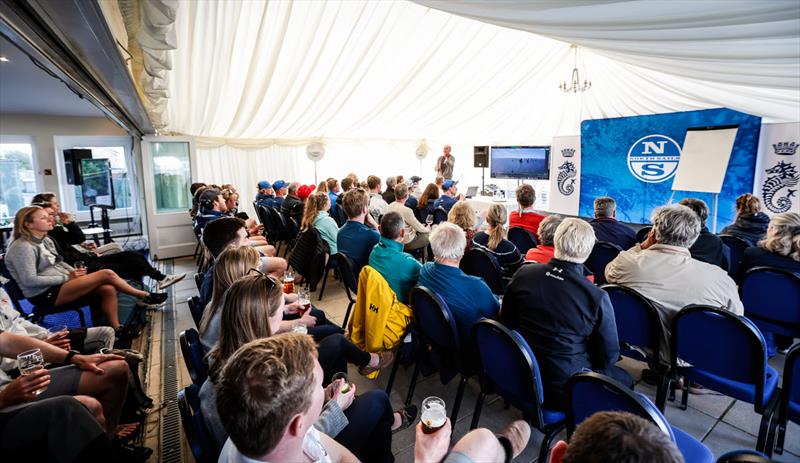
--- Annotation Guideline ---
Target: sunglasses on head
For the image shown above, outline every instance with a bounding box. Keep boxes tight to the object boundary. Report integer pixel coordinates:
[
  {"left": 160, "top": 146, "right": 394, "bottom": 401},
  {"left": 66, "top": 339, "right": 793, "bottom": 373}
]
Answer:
[{"left": 246, "top": 268, "right": 278, "bottom": 289}]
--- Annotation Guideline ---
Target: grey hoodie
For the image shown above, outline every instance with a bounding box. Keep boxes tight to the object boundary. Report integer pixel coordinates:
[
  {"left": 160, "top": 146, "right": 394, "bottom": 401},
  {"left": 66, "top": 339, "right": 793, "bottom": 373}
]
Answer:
[{"left": 5, "top": 236, "right": 73, "bottom": 298}]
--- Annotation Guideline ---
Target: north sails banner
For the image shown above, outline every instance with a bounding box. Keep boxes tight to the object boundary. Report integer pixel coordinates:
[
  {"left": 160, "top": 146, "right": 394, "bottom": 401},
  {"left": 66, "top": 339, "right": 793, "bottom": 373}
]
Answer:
[
  {"left": 548, "top": 135, "right": 581, "bottom": 215},
  {"left": 754, "top": 122, "right": 800, "bottom": 217}
]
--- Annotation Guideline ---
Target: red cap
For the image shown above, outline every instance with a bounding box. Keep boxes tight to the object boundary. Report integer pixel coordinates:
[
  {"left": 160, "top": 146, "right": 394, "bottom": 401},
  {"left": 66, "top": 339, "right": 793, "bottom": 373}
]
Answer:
[{"left": 297, "top": 184, "right": 316, "bottom": 200}]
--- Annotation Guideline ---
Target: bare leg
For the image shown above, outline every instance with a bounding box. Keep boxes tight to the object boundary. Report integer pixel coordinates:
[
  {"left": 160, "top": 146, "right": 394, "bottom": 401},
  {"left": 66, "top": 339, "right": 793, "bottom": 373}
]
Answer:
[
  {"left": 55, "top": 269, "right": 149, "bottom": 306},
  {"left": 262, "top": 256, "right": 288, "bottom": 279},
  {"left": 95, "top": 284, "right": 121, "bottom": 329},
  {"left": 450, "top": 428, "right": 506, "bottom": 462},
  {"left": 77, "top": 360, "right": 129, "bottom": 436},
  {"left": 73, "top": 395, "right": 106, "bottom": 430},
  {"left": 253, "top": 243, "right": 276, "bottom": 256}
]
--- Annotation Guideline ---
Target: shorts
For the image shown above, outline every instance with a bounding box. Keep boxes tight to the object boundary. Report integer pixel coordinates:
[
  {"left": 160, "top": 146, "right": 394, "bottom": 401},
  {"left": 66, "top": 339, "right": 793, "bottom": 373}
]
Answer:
[
  {"left": 36, "top": 365, "right": 82, "bottom": 400},
  {"left": 27, "top": 284, "right": 63, "bottom": 307}
]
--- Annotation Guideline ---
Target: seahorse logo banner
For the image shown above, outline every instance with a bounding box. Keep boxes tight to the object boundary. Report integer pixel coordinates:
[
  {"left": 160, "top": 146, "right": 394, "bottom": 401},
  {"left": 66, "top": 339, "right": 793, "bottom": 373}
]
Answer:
[
  {"left": 549, "top": 135, "right": 581, "bottom": 216},
  {"left": 755, "top": 122, "right": 800, "bottom": 217}
]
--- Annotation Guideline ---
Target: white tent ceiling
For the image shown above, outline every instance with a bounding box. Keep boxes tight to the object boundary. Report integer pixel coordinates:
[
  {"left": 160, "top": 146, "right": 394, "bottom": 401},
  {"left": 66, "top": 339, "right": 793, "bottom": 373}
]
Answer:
[{"left": 162, "top": 0, "right": 799, "bottom": 146}]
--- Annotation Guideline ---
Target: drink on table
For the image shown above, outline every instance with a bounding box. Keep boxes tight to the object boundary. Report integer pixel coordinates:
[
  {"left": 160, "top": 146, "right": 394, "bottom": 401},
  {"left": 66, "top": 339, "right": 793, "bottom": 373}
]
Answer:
[
  {"left": 283, "top": 270, "right": 295, "bottom": 294},
  {"left": 17, "top": 348, "right": 47, "bottom": 395},
  {"left": 420, "top": 396, "right": 446, "bottom": 434}
]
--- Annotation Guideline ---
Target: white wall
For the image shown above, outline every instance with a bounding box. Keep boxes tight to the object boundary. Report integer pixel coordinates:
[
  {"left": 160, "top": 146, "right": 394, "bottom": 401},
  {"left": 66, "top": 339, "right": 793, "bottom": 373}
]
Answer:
[{"left": 0, "top": 113, "right": 128, "bottom": 194}]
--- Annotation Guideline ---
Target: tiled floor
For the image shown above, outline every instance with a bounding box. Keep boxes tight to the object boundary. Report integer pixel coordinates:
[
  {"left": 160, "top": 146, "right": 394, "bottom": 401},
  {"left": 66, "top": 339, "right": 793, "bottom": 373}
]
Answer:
[{"left": 163, "top": 257, "right": 799, "bottom": 462}]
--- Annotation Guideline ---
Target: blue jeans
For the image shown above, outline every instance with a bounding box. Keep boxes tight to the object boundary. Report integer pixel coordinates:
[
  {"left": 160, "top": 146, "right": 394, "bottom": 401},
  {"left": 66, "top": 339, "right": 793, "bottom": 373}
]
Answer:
[{"left": 336, "top": 390, "right": 395, "bottom": 463}]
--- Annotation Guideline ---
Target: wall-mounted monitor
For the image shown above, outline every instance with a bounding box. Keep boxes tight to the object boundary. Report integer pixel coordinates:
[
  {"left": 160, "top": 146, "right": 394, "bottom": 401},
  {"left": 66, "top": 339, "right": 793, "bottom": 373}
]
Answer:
[
  {"left": 80, "top": 158, "right": 116, "bottom": 209},
  {"left": 490, "top": 146, "right": 550, "bottom": 180}
]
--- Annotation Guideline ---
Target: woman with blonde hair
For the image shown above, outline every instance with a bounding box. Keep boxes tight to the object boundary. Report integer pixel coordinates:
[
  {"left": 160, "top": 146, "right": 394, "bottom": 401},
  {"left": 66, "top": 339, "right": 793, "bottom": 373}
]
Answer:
[
  {"left": 472, "top": 204, "right": 523, "bottom": 281},
  {"left": 199, "top": 274, "right": 413, "bottom": 461},
  {"left": 448, "top": 201, "right": 478, "bottom": 253},
  {"left": 5, "top": 206, "right": 167, "bottom": 331},
  {"left": 721, "top": 193, "right": 771, "bottom": 246},
  {"left": 302, "top": 191, "right": 339, "bottom": 255}
]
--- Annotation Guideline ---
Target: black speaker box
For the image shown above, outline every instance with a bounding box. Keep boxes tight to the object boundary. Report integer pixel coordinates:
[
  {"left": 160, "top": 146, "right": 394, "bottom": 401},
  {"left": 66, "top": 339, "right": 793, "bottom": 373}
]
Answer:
[
  {"left": 474, "top": 146, "right": 489, "bottom": 168},
  {"left": 64, "top": 149, "right": 92, "bottom": 185}
]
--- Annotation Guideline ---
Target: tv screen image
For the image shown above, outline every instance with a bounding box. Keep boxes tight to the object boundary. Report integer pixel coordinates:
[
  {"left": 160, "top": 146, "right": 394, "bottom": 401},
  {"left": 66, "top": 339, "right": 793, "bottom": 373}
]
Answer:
[
  {"left": 490, "top": 146, "right": 550, "bottom": 180},
  {"left": 80, "top": 158, "right": 116, "bottom": 209}
]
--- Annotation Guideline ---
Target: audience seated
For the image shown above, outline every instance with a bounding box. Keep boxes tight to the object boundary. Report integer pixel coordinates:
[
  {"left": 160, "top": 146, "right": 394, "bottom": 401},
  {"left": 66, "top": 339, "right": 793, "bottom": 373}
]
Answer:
[
  {"left": 548, "top": 411, "right": 683, "bottom": 463},
  {"left": 5, "top": 206, "right": 167, "bottom": 331},
  {"left": 336, "top": 188, "right": 381, "bottom": 272},
  {"left": 335, "top": 176, "right": 356, "bottom": 210},
  {"left": 368, "top": 212, "right": 422, "bottom": 304},
  {"left": 416, "top": 182, "right": 440, "bottom": 222},
  {"left": 302, "top": 192, "right": 339, "bottom": 256},
  {"left": 418, "top": 222, "right": 500, "bottom": 347},
  {"left": 509, "top": 183, "right": 546, "bottom": 241},
  {"left": 448, "top": 201, "right": 478, "bottom": 253},
  {"left": 679, "top": 198, "right": 727, "bottom": 270},
  {"left": 195, "top": 188, "right": 271, "bottom": 252},
  {"left": 472, "top": 204, "right": 523, "bottom": 281},
  {"left": 367, "top": 175, "right": 389, "bottom": 222},
  {"left": 433, "top": 180, "right": 463, "bottom": 213},
  {"left": 405, "top": 178, "right": 420, "bottom": 209},
  {"left": 272, "top": 180, "right": 287, "bottom": 208},
  {"left": 280, "top": 181, "right": 305, "bottom": 224},
  {"left": 435, "top": 176, "right": 445, "bottom": 194},
  {"left": 503, "top": 218, "right": 631, "bottom": 409},
  {"left": 721, "top": 193, "right": 770, "bottom": 246},
  {"left": 254, "top": 180, "right": 276, "bottom": 208},
  {"left": 189, "top": 182, "right": 207, "bottom": 215},
  {"left": 385, "top": 183, "right": 431, "bottom": 252},
  {"left": 525, "top": 214, "right": 564, "bottom": 263},
  {"left": 606, "top": 204, "right": 743, "bottom": 363},
  {"left": 739, "top": 211, "right": 800, "bottom": 276},
  {"left": 589, "top": 196, "right": 637, "bottom": 250},
  {"left": 327, "top": 178, "right": 342, "bottom": 219},
  {"left": 382, "top": 176, "right": 397, "bottom": 205}
]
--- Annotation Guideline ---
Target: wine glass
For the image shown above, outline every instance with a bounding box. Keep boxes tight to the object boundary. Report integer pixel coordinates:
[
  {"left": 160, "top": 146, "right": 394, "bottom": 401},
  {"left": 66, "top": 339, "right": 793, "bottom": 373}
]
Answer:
[
  {"left": 425, "top": 214, "right": 434, "bottom": 227},
  {"left": 17, "top": 348, "right": 47, "bottom": 395}
]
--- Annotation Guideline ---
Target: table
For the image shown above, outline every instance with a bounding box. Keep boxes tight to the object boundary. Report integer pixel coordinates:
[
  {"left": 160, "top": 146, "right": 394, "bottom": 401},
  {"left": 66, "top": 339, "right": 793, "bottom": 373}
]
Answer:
[{"left": 82, "top": 227, "right": 111, "bottom": 246}]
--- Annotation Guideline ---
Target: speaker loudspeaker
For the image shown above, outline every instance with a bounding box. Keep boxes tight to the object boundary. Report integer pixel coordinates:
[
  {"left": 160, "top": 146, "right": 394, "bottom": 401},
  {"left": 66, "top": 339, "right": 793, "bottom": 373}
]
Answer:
[
  {"left": 63, "top": 149, "right": 92, "bottom": 185},
  {"left": 474, "top": 146, "right": 488, "bottom": 168}
]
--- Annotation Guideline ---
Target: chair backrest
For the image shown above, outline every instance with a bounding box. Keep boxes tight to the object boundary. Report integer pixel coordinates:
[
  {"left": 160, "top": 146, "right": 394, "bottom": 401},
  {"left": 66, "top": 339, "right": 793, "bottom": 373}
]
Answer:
[
  {"left": 194, "top": 273, "right": 203, "bottom": 291},
  {"left": 255, "top": 204, "right": 271, "bottom": 226},
  {"left": 335, "top": 252, "right": 359, "bottom": 297},
  {"left": 719, "top": 234, "right": 752, "bottom": 277},
  {"left": 781, "top": 344, "right": 800, "bottom": 426},
  {"left": 567, "top": 372, "right": 675, "bottom": 441},
  {"left": 472, "top": 318, "right": 550, "bottom": 427},
  {"left": 180, "top": 328, "right": 208, "bottom": 386},
  {"left": 459, "top": 247, "right": 504, "bottom": 295},
  {"left": 741, "top": 266, "right": 800, "bottom": 328},
  {"left": 671, "top": 305, "right": 769, "bottom": 408},
  {"left": 636, "top": 226, "right": 652, "bottom": 244},
  {"left": 178, "top": 384, "right": 218, "bottom": 463},
  {"left": 585, "top": 241, "right": 623, "bottom": 285},
  {"left": 188, "top": 296, "right": 203, "bottom": 328},
  {"left": 432, "top": 207, "right": 449, "bottom": 225},
  {"left": 602, "top": 284, "right": 663, "bottom": 366},
  {"left": 410, "top": 286, "right": 461, "bottom": 353},
  {"left": 507, "top": 227, "right": 539, "bottom": 254},
  {"left": 715, "top": 449, "right": 772, "bottom": 463}
]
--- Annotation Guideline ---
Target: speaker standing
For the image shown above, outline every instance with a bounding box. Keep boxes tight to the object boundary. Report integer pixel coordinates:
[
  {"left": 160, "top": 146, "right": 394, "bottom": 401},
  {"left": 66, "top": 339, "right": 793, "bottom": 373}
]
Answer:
[{"left": 435, "top": 145, "right": 456, "bottom": 180}]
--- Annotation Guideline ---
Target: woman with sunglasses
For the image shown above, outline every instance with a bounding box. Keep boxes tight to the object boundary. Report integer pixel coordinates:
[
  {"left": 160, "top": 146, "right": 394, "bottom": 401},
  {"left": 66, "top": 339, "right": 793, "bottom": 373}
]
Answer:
[{"left": 200, "top": 275, "right": 414, "bottom": 462}]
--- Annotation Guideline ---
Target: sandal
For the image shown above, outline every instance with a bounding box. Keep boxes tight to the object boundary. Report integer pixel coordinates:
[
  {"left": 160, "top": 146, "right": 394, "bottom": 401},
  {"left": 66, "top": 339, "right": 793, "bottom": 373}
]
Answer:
[
  {"left": 114, "top": 422, "right": 141, "bottom": 445},
  {"left": 392, "top": 404, "right": 418, "bottom": 434},
  {"left": 358, "top": 351, "right": 394, "bottom": 376}
]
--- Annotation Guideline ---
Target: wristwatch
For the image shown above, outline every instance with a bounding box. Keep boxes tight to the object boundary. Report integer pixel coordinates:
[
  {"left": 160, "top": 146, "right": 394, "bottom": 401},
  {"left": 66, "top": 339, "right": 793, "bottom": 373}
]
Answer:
[{"left": 63, "top": 349, "right": 79, "bottom": 365}]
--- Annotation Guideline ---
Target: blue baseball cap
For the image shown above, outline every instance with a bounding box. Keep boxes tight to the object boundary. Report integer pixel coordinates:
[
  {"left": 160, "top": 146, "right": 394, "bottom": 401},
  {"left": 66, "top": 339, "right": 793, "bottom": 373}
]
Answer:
[
  {"left": 272, "top": 180, "right": 287, "bottom": 190},
  {"left": 443, "top": 179, "right": 458, "bottom": 190},
  {"left": 257, "top": 180, "right": 272, "bottom": 190}
]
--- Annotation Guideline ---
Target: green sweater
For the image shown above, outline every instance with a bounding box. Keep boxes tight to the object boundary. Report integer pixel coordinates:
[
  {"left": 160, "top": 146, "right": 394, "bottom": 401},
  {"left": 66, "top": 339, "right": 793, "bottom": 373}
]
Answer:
[
  {"left": 368, "top": 237, "right": 422, "bottom": 303},
  {"left": 314, "top": 211, "right": 339, "bottom": 255}
]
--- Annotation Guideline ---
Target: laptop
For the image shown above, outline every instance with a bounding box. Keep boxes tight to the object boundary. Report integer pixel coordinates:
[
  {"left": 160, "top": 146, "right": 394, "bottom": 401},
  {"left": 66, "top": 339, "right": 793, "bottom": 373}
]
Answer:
[{"left": 465, "top": 186, "right": 478, "bottom": 198}]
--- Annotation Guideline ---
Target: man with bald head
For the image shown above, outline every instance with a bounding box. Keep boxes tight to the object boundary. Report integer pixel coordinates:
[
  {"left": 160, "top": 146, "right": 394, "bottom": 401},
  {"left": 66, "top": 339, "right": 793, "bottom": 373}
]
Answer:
[{"left": 436, "top": 145, "right": 455, "bottom": 180}]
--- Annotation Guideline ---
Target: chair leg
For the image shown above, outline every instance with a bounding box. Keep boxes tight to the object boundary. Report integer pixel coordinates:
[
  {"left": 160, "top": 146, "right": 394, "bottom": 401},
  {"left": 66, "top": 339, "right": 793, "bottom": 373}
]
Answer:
[
  {"left": 756, "top": 412, "right": 772, "bottom": 454},
  {"left": 680, "top": 381, "right": 689, "bottom": 410},
  {"left": 774, "top": 415, "right": 787, "bottom": 455},
  {"left": 470, "top": 392, "right": 486, "bottom": 430},
  {"left": 655, "top": 373, "right": 669, "bottom": 412},
  {"left": 318, "top": 267, "right": 331, "bottom": 301},
  {"left": 538, "top": 422, "right": 566, "bottom": 463},
  {"left": 385, "top": 356, "right": 402, "bottom": 396},
  {"left": 404, "top": 362, "right": 421, "bottom": 406},
  {"left": 342, "top": 301, "right": 354, "bottom": 329},
  {"left": 450, "top": 376, "right": 468, "bottom": 426},
  {"left": 757, "top": 393, "right": 781, "bottom": 456}
]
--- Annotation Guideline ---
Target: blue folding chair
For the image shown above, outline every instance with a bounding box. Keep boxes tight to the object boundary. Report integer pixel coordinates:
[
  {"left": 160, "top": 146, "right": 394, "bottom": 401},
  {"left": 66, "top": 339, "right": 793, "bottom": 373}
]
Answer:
[
  {"left": 471, "top": 319, "right": 565, "bottom": 462},
  {"left": 585, "top": 241, "right": 623, "bottom": 285},
  {"left": 180, "top": 328, "right": 208, "bottom": 386},
  {"left": 741, "top": 266, "right": 800, "bottom": 345},
  {"left": 603, "top": 284, "right": 670, "bottom": 410},
  {"left": 773, "top": 343, "right": 800, "bottom": 456},
  {"left": 194, "top": 272, "right": 203, "bottom": 291},
  {"left": 459, "top": 247, "right": 504, "bottom": 295},
  {"left": 187, "top": 296, "right": 203, "bottom": 328},
  {"left": 567, "top": 372, "right": 714, "bottom": 463},
  {"left": 0, "top": 262, "right": 90, "bottom": 327},
  {"left": 390, "top": 286, "right": 472, "bottom": 426},
  {"left": 432, "top": 206, "right": 449, "bottom": 225},
  {"left": 178, "top": 384, "right": 220, "bottom": 463},
  {"left": 507, "top": 227, "right": 538, "bottom": 254},
  {"left": 719, "top": 234, "right": 752, "bottom": 278},
  {"left": 671, "top": 305, "right": 780, "bottom": 454},
  {"left": 333, "top": 252, "right": 358, "bottom": 328}
]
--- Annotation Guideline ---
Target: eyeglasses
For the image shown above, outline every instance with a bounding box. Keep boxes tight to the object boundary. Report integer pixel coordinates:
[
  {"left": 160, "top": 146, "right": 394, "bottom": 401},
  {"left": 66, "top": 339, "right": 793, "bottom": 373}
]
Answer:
[{"left": 246, "top": 267, "right": 278, "bottom": 290}]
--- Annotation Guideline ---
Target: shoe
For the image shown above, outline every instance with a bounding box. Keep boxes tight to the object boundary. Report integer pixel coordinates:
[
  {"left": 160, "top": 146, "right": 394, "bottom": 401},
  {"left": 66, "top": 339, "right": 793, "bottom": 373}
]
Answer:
[
  {"left": 114, "top": 443, "right": 153, "bottom": 462},
  {"left": 137, "top": 292, "right": 168, "bottom": 308},
  {"left": 106, "top": 348, "right": 144, "bottom": 362},
  {"left": 498, "top": 420, "right": 531, "bottom": 460},
  {"left": 157, "top": 273, "right": 186, "bottom": 290},
  {"left": 359, "top": 351, "right": 394, "bottom": 376},
  {"left": 392, "top": 404, "right": 418, "bottom": 434}
]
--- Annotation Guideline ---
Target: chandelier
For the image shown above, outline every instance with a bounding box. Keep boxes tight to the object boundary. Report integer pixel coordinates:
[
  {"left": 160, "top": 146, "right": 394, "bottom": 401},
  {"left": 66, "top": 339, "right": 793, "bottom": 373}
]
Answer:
[{"left": 559, "top": 45, "right": 591, "bottom": 93}]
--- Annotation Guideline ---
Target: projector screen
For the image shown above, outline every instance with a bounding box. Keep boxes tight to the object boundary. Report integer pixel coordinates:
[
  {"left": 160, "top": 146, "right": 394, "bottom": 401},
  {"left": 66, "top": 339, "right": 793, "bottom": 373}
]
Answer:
[
  {"left": 81, "top": 158, "right": 116, "bottom": 209},
  {"left": 490, "top": 146, "right": 550, "bottom": 180}
]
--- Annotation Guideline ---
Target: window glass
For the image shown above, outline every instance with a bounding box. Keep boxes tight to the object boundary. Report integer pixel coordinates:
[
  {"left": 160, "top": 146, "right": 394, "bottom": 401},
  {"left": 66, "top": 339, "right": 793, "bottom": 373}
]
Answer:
[
  {"left": 0, "top": 142, "right": 36, "bottom": 223},
  {"left": 151, "top": 141, "right": 191, "bottom": 213},
  {"left": 71, "top": 146, "right": 132, "bottom": 211}
]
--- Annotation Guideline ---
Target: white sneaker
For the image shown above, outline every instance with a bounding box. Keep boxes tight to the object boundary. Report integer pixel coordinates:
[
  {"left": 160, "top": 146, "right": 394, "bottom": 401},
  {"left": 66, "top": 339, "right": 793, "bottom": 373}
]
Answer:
[{"left": 157, "top": 273, "right": 186, "bottom": 290}]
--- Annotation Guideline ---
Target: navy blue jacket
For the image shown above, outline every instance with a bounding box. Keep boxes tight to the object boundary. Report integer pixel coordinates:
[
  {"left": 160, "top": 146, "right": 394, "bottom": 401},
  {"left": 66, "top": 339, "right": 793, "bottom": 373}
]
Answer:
[
  {"left": 721, "top": 213, "right": 770, "bottom": 246},
  {"left": 739, "top": 246, "right": 800, "bottom": 281},
  {"left": 689, "top": 226, "right": 727, "bottom": 270},
  {"left": 590, "top": 217, "right": 637, "bottom": 250}
]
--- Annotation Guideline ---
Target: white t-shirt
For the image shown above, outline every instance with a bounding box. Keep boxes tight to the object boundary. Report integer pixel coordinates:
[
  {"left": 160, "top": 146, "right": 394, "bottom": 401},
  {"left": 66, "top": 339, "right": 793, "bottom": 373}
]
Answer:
[{"left": 218, "top": 427, "right": 332, "bottom": 463}]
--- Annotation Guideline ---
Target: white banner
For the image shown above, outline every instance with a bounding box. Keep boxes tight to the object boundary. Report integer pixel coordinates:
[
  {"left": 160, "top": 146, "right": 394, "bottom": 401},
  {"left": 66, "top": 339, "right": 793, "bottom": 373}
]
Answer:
[
  {"left": 548, "top": 135, "right": 581, "bottom": 215},
  {"left": 754, "top": 122, "right": 800, "bottom": 217}
]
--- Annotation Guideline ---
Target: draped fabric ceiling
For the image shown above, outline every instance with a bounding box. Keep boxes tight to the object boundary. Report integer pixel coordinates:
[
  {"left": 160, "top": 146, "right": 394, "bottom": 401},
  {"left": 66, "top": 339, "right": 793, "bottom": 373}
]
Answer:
[{"left": 165, "top": 0, "right": 800, "bottom": 146}]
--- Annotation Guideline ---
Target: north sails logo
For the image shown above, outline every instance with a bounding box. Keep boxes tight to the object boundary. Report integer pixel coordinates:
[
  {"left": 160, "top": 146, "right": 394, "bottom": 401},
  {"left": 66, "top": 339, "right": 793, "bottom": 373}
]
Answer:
[{"left": 626, "top": 134, "right": 682, "bottom": 183}]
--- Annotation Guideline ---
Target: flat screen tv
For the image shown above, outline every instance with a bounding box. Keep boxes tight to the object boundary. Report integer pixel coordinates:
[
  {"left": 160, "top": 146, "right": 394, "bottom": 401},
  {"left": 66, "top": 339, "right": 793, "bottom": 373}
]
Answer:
[
  {"left": 80, "top": 158, "right": 116, "bottom": 209},
  {"left": 490, "top": 146, "right": 550, "bottom": 180}
]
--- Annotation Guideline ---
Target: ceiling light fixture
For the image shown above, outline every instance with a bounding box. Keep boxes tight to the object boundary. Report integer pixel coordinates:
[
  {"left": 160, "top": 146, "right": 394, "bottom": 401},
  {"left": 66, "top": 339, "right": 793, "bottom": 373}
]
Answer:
[
  {"left": 559, "top": 45, "right": 591, "bottom": 94},
  {"left": 0, "top": 56, "right": 9, "bottom": 62}
]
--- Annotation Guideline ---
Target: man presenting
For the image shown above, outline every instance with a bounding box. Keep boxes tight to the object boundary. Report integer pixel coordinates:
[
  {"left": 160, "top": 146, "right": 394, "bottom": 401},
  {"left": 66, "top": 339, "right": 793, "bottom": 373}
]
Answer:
[{"left": 436, "top": 145, "right": 455, "bottom": 180}]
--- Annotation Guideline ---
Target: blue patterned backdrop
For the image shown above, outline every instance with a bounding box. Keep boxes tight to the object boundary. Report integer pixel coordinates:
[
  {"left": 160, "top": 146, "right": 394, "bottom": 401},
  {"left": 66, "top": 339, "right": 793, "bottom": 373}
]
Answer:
[{"left": 580, "top": 108, "right": 762, "bottom": 227}]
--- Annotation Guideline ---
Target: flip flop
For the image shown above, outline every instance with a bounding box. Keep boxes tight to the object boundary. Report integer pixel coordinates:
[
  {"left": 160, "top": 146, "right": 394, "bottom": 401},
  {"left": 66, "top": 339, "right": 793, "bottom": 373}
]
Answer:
[{"left": 392, "top": 404, "right": 418, "bottom": 434}]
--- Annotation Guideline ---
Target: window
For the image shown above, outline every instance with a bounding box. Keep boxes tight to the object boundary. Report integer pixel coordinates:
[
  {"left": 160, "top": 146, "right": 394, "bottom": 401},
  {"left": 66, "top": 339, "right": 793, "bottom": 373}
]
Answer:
[
  {"left": 0, "top": 138, "right": 37, "bottom": 222},
  {"left": 70, "top": 146, "right": 132, "bottom": 211},
  {"left": 150, "top": 141, "right": 191, "bottom": 213}
]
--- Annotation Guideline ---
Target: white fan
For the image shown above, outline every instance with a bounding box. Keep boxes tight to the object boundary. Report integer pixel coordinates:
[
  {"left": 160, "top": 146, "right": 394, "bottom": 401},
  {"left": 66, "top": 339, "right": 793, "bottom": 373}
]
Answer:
[
  {"left": 306, "top": 142, "right": 326, "bottom": 184},
  {"left": 415, "top": 141, "right": 429, "bottom": 160}
]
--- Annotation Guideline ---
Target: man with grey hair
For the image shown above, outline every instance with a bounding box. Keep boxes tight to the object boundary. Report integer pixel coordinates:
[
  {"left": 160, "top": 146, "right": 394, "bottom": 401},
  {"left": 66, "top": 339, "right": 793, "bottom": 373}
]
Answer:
[
  {"left": 503, "top": 218, "right": 631, "bottom": 409},
  {"left": 280, "top": 181, "right": 304, "bottom": 224},
  {"left": 382, "top": 176, "right": 398, "bottom": 205},
  {"left": 606, "top": 204, "right": 743, "bottom": 363},
  {"left": 418, "top": 222, "right": 499, "bottom": 347},
  {"left": 368, "top": 212, "right": 422, "bottom": 304},
  {"left": 590, "top": 196, "right": 637, "bottom": 250}
]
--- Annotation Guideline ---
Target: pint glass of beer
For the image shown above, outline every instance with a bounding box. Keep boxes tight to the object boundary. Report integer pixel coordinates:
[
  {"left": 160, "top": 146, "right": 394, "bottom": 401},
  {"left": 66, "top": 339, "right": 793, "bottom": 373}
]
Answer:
[
  {"left": 420, "top": 396, "right": 446, "bottom": 434},
  {"left": 283, "top": 270, "right": 295, "bottom": 294}
]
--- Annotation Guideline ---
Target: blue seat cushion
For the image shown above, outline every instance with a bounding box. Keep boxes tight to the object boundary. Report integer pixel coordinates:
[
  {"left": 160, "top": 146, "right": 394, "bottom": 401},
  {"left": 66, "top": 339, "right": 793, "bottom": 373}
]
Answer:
[
  {"left": 673, "top": 426, "right": 714, "bottom": 463},
  {"left": 789, "top": 401, "right": 800, "bottom": 425},
  {"left": 541, "top": 408, "right": 566, "bottom": 426},
  {"left": 680, "top": 365, "right": 779, "bottom": 408}
]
